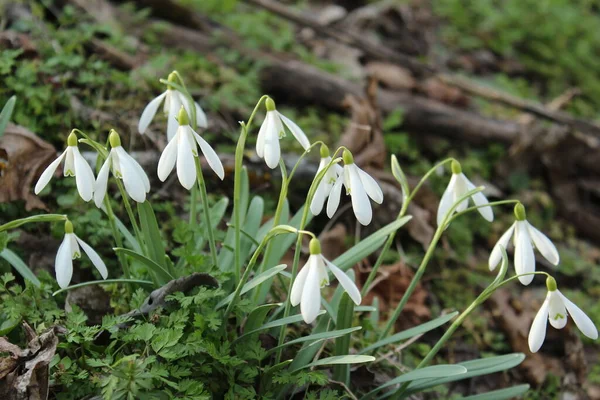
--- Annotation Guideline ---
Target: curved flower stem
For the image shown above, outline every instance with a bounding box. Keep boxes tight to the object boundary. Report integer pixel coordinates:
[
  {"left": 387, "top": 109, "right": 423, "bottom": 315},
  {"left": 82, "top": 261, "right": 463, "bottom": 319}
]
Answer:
[
  {"left": 405, "top": 158, "right": 455, "bottom": 204},
  {"left": 447, "top": 199, "right": 520, "bottom": 225},
  {"left": 114, "top": 180, "right": 143, "bottom": 244},
  {"left": 195, "top": 157, "right": 218, "bottom": 268},
  {"left": 0, "top": 214, "right": 67, "bottom": 232}
]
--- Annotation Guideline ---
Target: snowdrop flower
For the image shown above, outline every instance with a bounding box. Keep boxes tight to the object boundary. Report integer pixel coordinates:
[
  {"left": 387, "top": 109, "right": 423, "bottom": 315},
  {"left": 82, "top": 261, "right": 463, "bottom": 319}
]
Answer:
[
  {"left": 528, "top": 276, "right": 597, "bottom": 352},
  {"left": 291, "top": 238, "right": 361, "bottom": 323},
  {"left": 256, "top": 97, "right": 310, "bottom": 169},
  {"left": 310, "top": 144, "right": 343, "bottom": 216},
  {"left": 55, "top": 220, "right": 108, "bottom": 289},
  {"left": 157, "top": 107, "right": 224, "bottom": 189},
  {"left": 437, "top": 160, "right": 493, "bottom": 226},
  {"left": 489, "top": 203, "right": 559, "bottom": 285},
  {"left": 94, "top": 130, "right": 150, "bottom": 207},
  {"left": 34, "top": 132, "right": 95, "bottom": 202},
  {"left": 138, "top": 72, "right": 208, "bottom": 140},
  {"left": 326, "top": 150, "right": 383, "bottom": 226}
]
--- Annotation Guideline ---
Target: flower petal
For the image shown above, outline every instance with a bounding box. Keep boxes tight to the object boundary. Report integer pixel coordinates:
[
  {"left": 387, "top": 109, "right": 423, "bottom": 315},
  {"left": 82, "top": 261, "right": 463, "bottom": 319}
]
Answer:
[
  {"left": 116, "top": 147, "right": 150, "bottom": 193},
  {"left": 349, "top": 165, "right": 372, "bottom": 225},
  {"left": 526, "top": 222, "right": 560, "bottom": 265},
  {"left": 72, "top": 147, "right": 95, "bottom": 202},
  {"left": 528, "top": 295, "right": 550, "bottom": 353},
  {"left": 465, "top": 177, "right": 493, "bottom": 222},
  {"left": 437, "top": 174, "right": 457, "bottom": 226},
  {"left": 326, "top": 176, "right": 344, "bottom": 218},
  {"left": 93, "top": 156, "right": 111, "bottom": 208},
  {"left": 310, "top": 179, "right": 329, "bottom": 216},
  {"left": 291, "top": 259, "right": 311, "bottom": 306},
  {"left": 488, "top": 223, "right": 516, "bottom": 271},
  {"left": 301, "top": 262, "right": 322, "bottom": 324},
  {"left": 559, "top": 291, "right": 598, "bottom": 339},
  {"left": 192, "top": 130, "right": 225, "bottom": 180},
  {"left": 176, "top": 127, "right": 197, "bottom": 189},
  {"left": 157, "top": 133, "right": 178, "bottom": 181},
  {"left": 357, "top": 167, "right": 383, "bottom": 204},
  {"left": 167, "top": 91, "right": 182, "bottom": 141},
  {"left": 515, "top": 221, "right": 535, "bottom": 285},
  {"left": 64, "top": 147, "right": 75, "bottom": 176},
  {"left": 263, "top": 113, "right": 281, "bottom": 169},
  {"left": 138, "top": 91, "right": 167, "bottom": 134},
  {"left": 278, "top": 112, "right": 310, "bottom": 150},
  {"left": 256, "top": 113, "right": 270, "bottom": 158},
  {"left": 324, "top": 257, "right": 361, "bottom": 305},
  {"left": 34, "top": 151, "right": 66, "bottom": 194},
  {"left": 453, "top": 173, "right": 469, "bottom": 212},
  {"left": 55, "top": 235, "right": 73, "bottom": 289},
  {"left": 195, "top": 102, "right": 208, "bottom": 129},
  {"left": 75, "top": 235, "right": 108, "bottom": 279},
  {"left": 547, "top": 291, "right": 567, "bottom": 329},
  {"left": 116, "top": 148, "right": 147, "bottom": 203}
]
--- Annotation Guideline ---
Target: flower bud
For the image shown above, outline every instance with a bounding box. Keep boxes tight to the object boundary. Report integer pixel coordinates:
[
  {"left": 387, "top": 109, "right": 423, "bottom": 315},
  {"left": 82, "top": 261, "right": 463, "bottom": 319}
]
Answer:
[
  {"left": 167, "top": 71, "right": 177, "bottom": 90},
  {"left": 177, "top": 107, "right": 190, "bottom": 126},
  {"left": 514, "top": 203, "right": 527, "bottom": 221},
  {"left": 265, "top": 97, "right": 276, "bottom": 112},
  {"left": 320, "top": 143, "right": 330, "bottom": 158},
  {"left": 65, "top": 220, "right": 74, "bottom": 234},
  {"left": 546, "top": 276, "right": 557, "bottom": 292},
  {"left": 309, "top": 238, "right": 321, "bottom": 255},
  {"left": 342, "top": 149, "right": 354, "bottom": 165},
  {"left": 67, "top": 132, "right": 78, "bottom": 147},
  {"left": 451, "top": 160, "right": 462, "bottom": 174},
  {"left": 109, "top": 130, "right": 121, "bottom": 148}
]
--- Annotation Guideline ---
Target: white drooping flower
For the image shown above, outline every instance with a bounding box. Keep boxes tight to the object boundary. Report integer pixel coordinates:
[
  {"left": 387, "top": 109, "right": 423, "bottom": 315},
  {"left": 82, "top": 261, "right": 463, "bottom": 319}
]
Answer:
[
  {"left": 310, "top": 145, "right": 343, "bottom": 216},
  {"left": 489, "top": 203, "right": 559, "bottom": 286},
  {"left": 528, "top": 277, "right": 598, "bottom": 353},
  {"left": 291, "top": 238, "right": 361, "bottom": 323},
  {"left": 34, "top": 132, "right": 95, "bottom": 202},
  {"left": 326, "top": 150, "right": 383, "bottom": 226},
  {"left": 436, "top": 160, "right": 493, "bottom": 226},
  {"left": 94, "top": 130, "right": 151, "bottom": 208},
  {"left": 157, "top": 107, "right": 224, "bottom": 190},
  {"left": 256, "top": 97, "right": 310, "bottom": 169},
  {"left": 138, "top": 72, "right": 208, "bottom": 140},
  {"left": 55, "top": 220, "right": 108, "bottom": 289}
]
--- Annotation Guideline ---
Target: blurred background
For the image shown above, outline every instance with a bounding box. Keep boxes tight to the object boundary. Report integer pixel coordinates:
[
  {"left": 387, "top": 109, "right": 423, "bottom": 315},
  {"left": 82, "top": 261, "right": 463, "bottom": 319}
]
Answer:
[{"left": 1, "top": 0, "right": 599, "bottom": 398}]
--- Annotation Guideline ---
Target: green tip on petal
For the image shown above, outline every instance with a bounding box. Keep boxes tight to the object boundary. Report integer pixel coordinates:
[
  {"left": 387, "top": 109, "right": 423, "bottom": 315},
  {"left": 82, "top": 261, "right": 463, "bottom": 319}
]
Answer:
[
  {"left": 65, "top": 220, "right": 74, "bottom": 234},
  {"left": 342, "top": 149, "right": 354, "bottom": 165},
  {"left": 309, "top": 238, "right": 321, "bottom": 255},
  {"left": 265, "top": 97, "right": 276, "bottom": 111},
  {"left": 67, "top": 132, "right": 78, "bottom": 147},
  {"left": 109, "top": 130, "right": 121, "bottom": 148},
  {"left": 514, "top": 203, "right": 527, "bottom": 221},
  {"left": 177, "top": 107, "right": 190, "bottom": 126},
  {"left": 451, "top": 160, "right": 462, "bottom": 174},
  {"left": 320, "top": 143, "right": 330, "bottom": 158},
  {"left": 546, "top": 276, "right": 557, "bottom": 292}
]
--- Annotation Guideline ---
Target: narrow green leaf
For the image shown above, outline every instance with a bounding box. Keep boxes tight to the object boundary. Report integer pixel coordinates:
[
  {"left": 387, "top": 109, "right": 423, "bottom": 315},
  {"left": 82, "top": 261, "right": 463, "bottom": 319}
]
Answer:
[
  {"left": 293, "top": 355, "right": 374, "bottom": 372},
  {"left": 216, "top": 264, "right": 287, "bottom": 309},
  {"left": 114, "top": 248, "right": 173, "bottom": 285},
  {"left": 268, "top": 327, "right": 362, "bottom": 355},
  {"left": 137, "top": 201, "right": 167, "bottom": 268},
  {"left": 287, "top": 314, "right": 332, "bottom": 372},
  {"left": 235, "top": 312, "right": 325, "bottom": 343},
  {"left": 52, "top": 278, "right": 154, "bottom": 296},
  {"left": 0, "top": 96, "right": 16, "bottom": 138},
  {"left": 333, "top": 293, "right": 355, "bottom": 384},
  {"left": 460, "top": 384, "right": 530, "bottom": 400},
  {"left": 359, "top": 312, "right": 458, "bottom": 354},
  {"left": 0, "top": 248, "right": 41, "bottom": 287},
  {"left": 244, "top": 303, "right": 281, "bottom": 334},
  {"left": 195, "top": 197, "right": 229, "bottom": 251}
]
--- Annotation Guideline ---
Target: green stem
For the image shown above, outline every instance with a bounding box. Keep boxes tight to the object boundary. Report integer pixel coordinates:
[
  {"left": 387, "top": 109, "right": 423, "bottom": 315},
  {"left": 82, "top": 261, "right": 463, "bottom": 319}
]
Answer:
[
  {"left": 195, "top": 157, "right": 218, "bottom": 267},
  {"left": 0, "top": 214, "right": 67, "bottom": 232},
  {"left": 405, "top": 158, "right": 455, "bottom": 204},
  {"left": 189, "top": 184, "right": 198, "bottom": 225},
  {"left": 114, "top": 180, "right": 143, "bottom": 243},
  {"left": 447, "top": 200, "right": 520, "bottom": 225},
  {"left": 103, "top": 197, "right": 132, "bottom": 282}
]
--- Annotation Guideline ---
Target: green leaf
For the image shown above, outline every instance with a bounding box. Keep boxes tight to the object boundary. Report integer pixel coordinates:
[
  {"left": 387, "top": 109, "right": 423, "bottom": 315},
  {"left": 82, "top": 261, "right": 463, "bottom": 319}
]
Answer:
[
  {"left": 460, "top": 384, "right": 530, "bottom": 400},
  {"left": 106, "top": 210, "right": 141, "bottom": 253},
  {"left": 287, "top": 314, "right": 332, "bottom": 372},
  {"left": 244, "top": 303, "right": 281, "bottom": 333},
  {"left": 333, "top": 293, "right": 355, "bottom": 384},
  {"left": 359, "top": 312, "right": 459, "bottom": 354},
  {"left": 195, "top": 197, "right": 229, "bottom": 251},
  {"left": 52, "top": 278, "right": 154, "bottom": 296},
  {"left": 365, "top": 365, "right": 468, "bottom": 398},
  {"left": 235, "top": 311, "right": 325, "bottom": 343},
  {"left": 293, "top": 355, "right": 374, "bottom": 372},
  {"left": 0, "top": 317, "right": 21, "bottom": 335},
  {"left": 216, "top": 264, "right": 286, "bottom": 309},
  {"left": 0, "top": 232, "right": 8, "bottom": 252},
  {"left": 113, "top": 248, "right": 173, "bottom": 285},
  {"left": 268, "top": 327, "right": 362, "bottom": 355},
  {"left": 137, "top": 201, "right": 167, "bottom": 271},
  {"left": 333, "top": 216, "right": 412, "bottom": 272},
  {"left": 0, "top": 248, "right": 41, "bottom": 287},
  {"left": 0, "top": 96, "right": 16, "bottom": 138}
]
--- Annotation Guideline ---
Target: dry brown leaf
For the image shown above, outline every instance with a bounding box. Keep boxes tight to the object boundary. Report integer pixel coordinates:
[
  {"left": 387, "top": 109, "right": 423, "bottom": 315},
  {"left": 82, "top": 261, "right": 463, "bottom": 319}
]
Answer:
[
  {"left": 366, "top": 62, "right": 416, "bottom": 91},
  {"left": 0, "top": 123, "right": 57, "bottom": 210}
]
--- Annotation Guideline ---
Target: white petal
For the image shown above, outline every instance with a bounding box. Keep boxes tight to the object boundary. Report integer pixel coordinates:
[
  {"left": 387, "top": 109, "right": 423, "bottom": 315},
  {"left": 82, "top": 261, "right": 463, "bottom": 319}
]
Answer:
[
  {"left": 72, "top": 147, "right": 95, "bottom": 202},
  {"left": 528, "top": 295, "right": 550, "bottom": 353},
  {"left": 515, "top": 221, "right": 535, "bottom": 285},
  {"left": 55, "top": 235, "right": 73, "bottom": 289},
  {"left": 263, "top": 113, "right": 281, "bottom": 169},
  {"left": 278, "top": 112, "right": 310, "bottom": 150},
  {"left": 64, "top": 147, "right": 75, "bottom": 176},
  {"left": 324, "top": 257, "right": 361, "bottom": 305},
  {"left": 177, "top": 128, "right": 197, "bottom": 189},
  {"left": 75, "top": 235, "right": 108, "bottom": 279},
  {"left": 488, "top": 223, "right": 516, "bottom": 271},
  {"left": 195, "top": 102, "right": 208, "bottom": 129},
  {"left": 559, "top": 291, "right": 598, "bottom": 339},
  {"left": 157, "top": 133, "right": 179, "bottom": 181},
  {"left": 301, "top": 262, "right": 322, "bottom": 324},
  {"left": 138, "top": 91, "right": 167, "bottom": 134},
  {"left": 192, "top": 131, "right": 225, "bottom": 180},
  {"left": 291, "top": 259, "right": 311, "bottom": 306},
  {"left": 93, "top": 156, "right": 111, "bottom": 208},
  {"left": 34, "top": 151, "right": 66, "bottom": 194},
  {"left": 357, "top": 167, "right": 383, "bottom": 204},
  {"left": 349, "top": 165, "right": 372, "bottom": 225},
  {"left": 167, "top": 91, "right": 182, "bottom": 141},
  {"left": 70, "top": 234, "right": 80, "bottom": 258},
  {"left": 453, "top": 174, "right": 469, "bottom": 212},
  {"left": 116, "top": 148, "right": 147, "bottom": 203},
  {"left": 547, "top": 291, "right": 568, "bottom": 329},
  {"left": 526, "top": 222, "right": 559, "bottom": 265},
  {"left": 326, "top": 176, "right": 344, "bottom": 218},
  {"left": 465, "top": 177, "right": 493, "bottom": 222},
  {"left": 437, "top": 174, "right": 457, "bottom": 226},
  {"left": 310, "top": 179, "right": 329, "bottom": 216},
  {"left": 256, "top": 114, "right": 270, "bottom": 158},
  {"left": 116, "top": 147, "right": 150, "bottom": 192}
]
